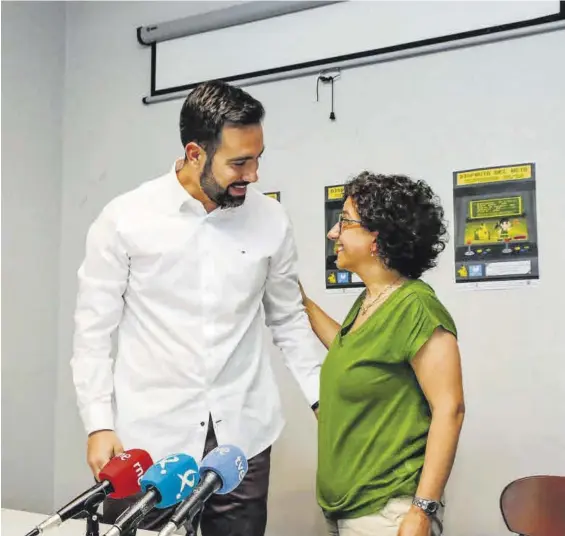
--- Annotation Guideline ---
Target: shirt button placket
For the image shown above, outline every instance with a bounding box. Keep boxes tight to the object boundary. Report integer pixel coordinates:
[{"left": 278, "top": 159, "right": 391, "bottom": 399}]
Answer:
[{"left": 201, "top": 219, "right": 214, "bottom": 426}]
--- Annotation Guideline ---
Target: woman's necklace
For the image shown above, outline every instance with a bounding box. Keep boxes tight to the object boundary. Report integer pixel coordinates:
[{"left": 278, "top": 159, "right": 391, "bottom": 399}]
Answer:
[{"left": 359, "top": 277, "right": 403, "bottom": 316}]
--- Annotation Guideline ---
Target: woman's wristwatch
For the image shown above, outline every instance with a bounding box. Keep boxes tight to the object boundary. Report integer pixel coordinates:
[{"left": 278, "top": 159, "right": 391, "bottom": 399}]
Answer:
[{"left": 412, "top": 497, "right": 440, "bottom": 516}]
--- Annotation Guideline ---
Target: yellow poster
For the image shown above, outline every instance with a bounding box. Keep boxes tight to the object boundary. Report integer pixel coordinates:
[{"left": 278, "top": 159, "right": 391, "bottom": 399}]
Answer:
[
  {"left": 456, "top": 164, "right": 532, "bottom": 186},
  {"left": 324, "top": 183, "right": 363, "bottom": 290},
  {"left": 327, "top": 185, "right": 345, "bottom": 200},
  {"left": 453, "top": 162, "right": 539, "bottom": 285}
]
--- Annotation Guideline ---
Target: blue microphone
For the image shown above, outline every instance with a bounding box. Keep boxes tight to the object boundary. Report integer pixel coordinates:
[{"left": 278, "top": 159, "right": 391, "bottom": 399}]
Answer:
[
  {"left": 103, "top": 453, "right": 200, "bottom": 536},
  {"left": 158, "top": 445, "right": 248, "bottom": 536}
]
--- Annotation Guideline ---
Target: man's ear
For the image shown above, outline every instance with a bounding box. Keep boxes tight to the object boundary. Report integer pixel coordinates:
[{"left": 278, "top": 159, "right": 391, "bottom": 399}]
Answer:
[{"left": 184, "top": 142, "right": 205, "bottom": 167}]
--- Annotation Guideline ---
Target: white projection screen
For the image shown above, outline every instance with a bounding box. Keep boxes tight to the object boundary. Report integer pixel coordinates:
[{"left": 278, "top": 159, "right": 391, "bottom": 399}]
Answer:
[{"left": 149, "top": 1, "right": 563, "bottom": 98}]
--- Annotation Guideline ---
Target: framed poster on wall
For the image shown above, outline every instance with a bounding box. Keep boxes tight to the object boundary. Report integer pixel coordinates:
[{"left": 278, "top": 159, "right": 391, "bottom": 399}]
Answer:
[
  {"left": 453, "top": 163, "right": 540, "bottom": 289},
  {"left": 324, "top": 185, "right": 365, "bottom": 291}
]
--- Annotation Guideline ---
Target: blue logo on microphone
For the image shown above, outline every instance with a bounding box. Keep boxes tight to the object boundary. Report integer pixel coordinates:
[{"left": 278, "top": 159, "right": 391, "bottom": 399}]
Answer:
[{"left": 140, "top": 453, "right": 200, "bottom": 508}]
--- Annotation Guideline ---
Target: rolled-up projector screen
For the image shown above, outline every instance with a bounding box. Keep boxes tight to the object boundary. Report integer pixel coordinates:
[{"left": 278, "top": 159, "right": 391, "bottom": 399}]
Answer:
[{"left": 151, "top": 1, "right": 562, "bottom": 96}]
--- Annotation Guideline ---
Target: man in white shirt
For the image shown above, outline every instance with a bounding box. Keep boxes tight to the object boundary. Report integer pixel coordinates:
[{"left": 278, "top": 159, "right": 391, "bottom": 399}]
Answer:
[{"left": 71, "top": 80, "right": 321, "bottom": 536}]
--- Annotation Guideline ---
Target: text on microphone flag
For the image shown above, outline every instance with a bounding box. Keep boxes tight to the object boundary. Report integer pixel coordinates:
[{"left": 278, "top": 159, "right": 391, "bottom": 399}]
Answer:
[
  {"left": 199, "top": 445, "right": 248, "bottom": 495},
  {"left": 99, "top": 448, "right": 154, "bottom": 499}
]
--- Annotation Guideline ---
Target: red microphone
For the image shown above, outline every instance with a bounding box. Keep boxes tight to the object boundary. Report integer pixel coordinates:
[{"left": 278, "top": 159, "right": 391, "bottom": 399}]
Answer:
[
  {"left": 100, "top": 449, "right": 153, "bottom": 499},
  {"left": 24, "top": 449, "right": 153, "bottom": 535}
]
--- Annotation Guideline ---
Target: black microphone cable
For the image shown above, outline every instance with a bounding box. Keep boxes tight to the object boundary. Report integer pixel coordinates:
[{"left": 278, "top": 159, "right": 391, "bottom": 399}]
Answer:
[{"left": 316, "top": 73, "right": 338, "bottom": 121}]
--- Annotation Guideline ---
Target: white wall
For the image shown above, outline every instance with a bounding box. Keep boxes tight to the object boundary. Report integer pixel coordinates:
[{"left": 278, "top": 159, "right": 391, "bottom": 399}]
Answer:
[
  {"left": 3, "top": 2, "right": 564, "bottom": 535},
  {"left": 1, "top": 0, "right": 65, "bottom": 513},
  {"left": 250, "top": 28, "right": 565, "bottom": 536}
]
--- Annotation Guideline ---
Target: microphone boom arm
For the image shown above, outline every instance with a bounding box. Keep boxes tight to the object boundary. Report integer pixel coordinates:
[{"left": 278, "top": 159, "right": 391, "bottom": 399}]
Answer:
[
  {"left": 104, "top": 489, "right": 160, "bottom": 536},
  {"left": 159, "top": 472, "right": 222, "bottom": 536}
]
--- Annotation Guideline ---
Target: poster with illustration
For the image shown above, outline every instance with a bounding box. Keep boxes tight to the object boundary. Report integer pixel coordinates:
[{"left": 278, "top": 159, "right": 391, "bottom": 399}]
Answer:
[
  {"left": 324, "top": 185, "right": 364, "bottom": 291},
  {"left": 453, "top": 163, "right": 540, "bottom": 288}
]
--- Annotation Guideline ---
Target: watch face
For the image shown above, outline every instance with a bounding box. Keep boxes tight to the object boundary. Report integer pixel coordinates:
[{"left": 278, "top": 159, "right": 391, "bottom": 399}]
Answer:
[{"left": 414, "top": 498, "right": 439, "bottom": 515}]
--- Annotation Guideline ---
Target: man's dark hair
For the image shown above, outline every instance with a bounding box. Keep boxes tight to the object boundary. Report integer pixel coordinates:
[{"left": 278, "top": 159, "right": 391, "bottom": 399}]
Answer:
[
  {"left": 344, "top": 172, "right": 448, "bottom": 279},
  {"left": 179, "top": 80, "right": 265, "bottom": 154}
]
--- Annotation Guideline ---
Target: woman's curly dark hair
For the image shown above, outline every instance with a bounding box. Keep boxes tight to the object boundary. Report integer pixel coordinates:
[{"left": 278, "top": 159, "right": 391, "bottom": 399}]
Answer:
[{"left": 344, "top": 172, "right": 448, "bottom": 279}]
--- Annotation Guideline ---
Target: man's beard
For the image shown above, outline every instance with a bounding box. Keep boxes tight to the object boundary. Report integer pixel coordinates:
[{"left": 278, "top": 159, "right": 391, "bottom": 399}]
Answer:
[{"left": 200, "top": 160, "right": 247, "bottom": 208}]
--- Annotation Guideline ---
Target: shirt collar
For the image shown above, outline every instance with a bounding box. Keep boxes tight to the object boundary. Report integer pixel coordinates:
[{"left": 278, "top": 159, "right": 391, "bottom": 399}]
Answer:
[
  {"left": 166, "top": 158, "right": 206, "bottom": 215},
  {"left": 166, "top": 158, "right": 245, "bottom": 217}
]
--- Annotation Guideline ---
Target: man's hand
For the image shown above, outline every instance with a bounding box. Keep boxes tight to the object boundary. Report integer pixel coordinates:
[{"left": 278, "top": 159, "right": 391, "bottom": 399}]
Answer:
[
  {"left": 87, "top": 430, "right": 124, "bottom": 480},
  {"left": 397, "top": 506, "right": 431, "bottom": 536}
]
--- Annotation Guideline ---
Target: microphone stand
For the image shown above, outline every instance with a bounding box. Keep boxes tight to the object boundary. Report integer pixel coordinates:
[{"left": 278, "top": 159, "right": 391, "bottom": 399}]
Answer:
[{"left": 85, "top": 505, "right": 101, "bottom": 536}]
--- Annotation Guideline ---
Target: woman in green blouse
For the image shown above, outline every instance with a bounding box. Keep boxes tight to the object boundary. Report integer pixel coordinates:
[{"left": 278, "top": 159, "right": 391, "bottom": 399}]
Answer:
[{"left": 301, "top": 172, "right": 465, "bottom": 536}]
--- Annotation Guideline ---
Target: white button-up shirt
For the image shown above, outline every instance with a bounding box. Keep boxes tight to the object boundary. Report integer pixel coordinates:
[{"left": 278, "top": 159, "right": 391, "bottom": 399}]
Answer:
[{"left": 71, "top": 161, "right": 321, "bottom": 463}]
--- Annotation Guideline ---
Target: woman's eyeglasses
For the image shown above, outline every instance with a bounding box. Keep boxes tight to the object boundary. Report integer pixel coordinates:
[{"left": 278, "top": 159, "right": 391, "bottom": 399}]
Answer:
[{"left": 338, "top": 213, "right": 363, "bottom": 234}]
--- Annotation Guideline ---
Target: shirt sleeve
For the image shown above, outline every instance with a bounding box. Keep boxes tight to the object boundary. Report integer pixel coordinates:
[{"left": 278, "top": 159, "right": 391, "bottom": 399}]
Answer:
[
  {"left": 262, "top": 214, "right": 323, "bottom": 406},
  {"left": 71, "top": 203, "right": 130, "bottom": 435},
  {"left": 404, "top": 295, "right": 458, "bottom": 361}
]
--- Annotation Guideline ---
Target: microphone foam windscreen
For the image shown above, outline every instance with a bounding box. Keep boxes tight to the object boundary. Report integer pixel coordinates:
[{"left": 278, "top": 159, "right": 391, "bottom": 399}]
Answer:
[
  {"left": 99, "top": 449, "right": 154, "bottom": 499},
  {"left": 140, "top": 453, "right": 200, "bottom": 509},
  {"left": 199, "top": 444, "right": 248, "bottom": 495}
]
